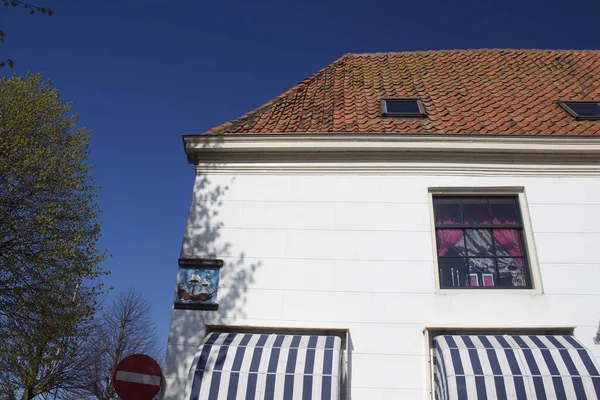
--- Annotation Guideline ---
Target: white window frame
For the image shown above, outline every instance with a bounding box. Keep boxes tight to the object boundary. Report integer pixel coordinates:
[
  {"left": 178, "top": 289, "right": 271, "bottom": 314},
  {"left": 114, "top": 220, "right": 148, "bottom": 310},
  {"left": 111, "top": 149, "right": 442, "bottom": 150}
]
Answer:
[{"left": 427, "top": 187, "right": 543, "bottom": 294}]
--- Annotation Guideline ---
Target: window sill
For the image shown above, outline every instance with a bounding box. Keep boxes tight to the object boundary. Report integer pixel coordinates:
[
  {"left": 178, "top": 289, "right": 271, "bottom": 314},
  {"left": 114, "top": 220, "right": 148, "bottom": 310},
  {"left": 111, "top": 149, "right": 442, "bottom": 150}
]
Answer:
[{"left": 435, "top": 288, "right": 543, "bottom": 295}]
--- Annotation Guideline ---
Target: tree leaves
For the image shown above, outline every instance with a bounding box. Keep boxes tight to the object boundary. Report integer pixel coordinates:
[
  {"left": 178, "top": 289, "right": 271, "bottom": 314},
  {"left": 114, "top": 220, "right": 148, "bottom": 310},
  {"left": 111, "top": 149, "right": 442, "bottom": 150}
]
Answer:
[
  {"left": 2, "top": 0, "right": 53, "bottom": 15},
  {"left": 0, "top": 73, "right": 109, "bottom": 399},
  {"left": 0, "top": 59, "right": 14, "bottom": 67}
]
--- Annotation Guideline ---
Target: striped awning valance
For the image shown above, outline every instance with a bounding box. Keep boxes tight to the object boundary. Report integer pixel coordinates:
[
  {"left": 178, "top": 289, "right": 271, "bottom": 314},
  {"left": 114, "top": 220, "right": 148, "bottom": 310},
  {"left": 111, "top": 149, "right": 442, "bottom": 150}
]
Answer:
[
  {"left": 434, "top": 335, "right": 600, "bottom": 399},
  {"left": 185, "top": 332, "right": 342, "bottom": 400}
]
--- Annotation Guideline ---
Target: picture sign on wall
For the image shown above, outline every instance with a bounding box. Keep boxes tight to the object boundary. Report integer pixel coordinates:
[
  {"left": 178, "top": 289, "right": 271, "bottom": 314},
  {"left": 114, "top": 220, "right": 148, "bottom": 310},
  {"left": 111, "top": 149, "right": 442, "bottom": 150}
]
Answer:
[{"left": 174, "top": 259, "right": 224, "bottom": 310}]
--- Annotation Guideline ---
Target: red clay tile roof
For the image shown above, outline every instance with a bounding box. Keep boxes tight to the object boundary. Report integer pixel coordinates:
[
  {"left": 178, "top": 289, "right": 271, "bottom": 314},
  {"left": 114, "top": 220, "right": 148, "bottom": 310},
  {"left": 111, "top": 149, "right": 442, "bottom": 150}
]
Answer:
[{"left": 204, "top": 49, "right": 600, "bottom": 135}]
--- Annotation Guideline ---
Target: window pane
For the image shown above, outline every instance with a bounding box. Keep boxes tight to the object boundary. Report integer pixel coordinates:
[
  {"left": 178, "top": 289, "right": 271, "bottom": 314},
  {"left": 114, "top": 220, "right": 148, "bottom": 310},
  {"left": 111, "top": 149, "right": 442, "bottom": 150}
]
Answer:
[
  {"left": 490, "top": 198, "right": 518, "bottom": 225},
  {"left": 468, "top": 258, "right": 496, "bottom": 287},
  {"left": 385, "top": 99, "right": 421, "bottom": 114},
  {"left": 437, "top": 229, "right": 465, "bottom": 257},
  {"left": 468, "top": 258, "right": 496, "bottom": 274},
  {"left": 481, "top": 273, "right": 496, "bottom": 287},
  {"left": 434, "top": 199, "right": 461, "bottom": 225},
  {"left": 465, "top": 229, "right": 493, "bottom": 257},
  {"left": 439, "top": 258, "right": 468, "bottom": 288},
  {"left": 569, "top": 102, "right": 600, "bottom": 117},
  {"left": 497, "top": 258, "right": 527, "bottom": 287},
  {"left": 493, "top": 229, "right": 523, "bottom": 257},
  {"left": 462, "top": 199, "right": 491, "bottom": 225}
]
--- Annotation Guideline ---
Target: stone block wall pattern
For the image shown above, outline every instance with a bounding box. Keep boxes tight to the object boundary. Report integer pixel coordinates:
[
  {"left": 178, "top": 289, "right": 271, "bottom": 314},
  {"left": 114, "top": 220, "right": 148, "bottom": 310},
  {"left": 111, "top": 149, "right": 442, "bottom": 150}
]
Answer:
[{"left": 165, "top": 172, "right": 600, "bottom": 399}]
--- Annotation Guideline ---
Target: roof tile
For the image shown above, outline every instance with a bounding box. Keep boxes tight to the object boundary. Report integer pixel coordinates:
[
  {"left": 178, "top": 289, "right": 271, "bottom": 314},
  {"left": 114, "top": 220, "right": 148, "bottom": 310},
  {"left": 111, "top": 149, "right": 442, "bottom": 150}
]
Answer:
[{"left": 204, "top": 49, "right": 600, "bottom": 135}]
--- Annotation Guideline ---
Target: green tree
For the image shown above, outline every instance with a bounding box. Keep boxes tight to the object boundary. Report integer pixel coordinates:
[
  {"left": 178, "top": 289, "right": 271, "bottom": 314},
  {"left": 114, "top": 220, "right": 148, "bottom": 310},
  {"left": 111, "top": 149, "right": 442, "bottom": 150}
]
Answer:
[
  {"left": 1, "top": 1, "right": 53, "bottom": 67},
  {"left": 0, "top": 73, "right": 108, "bottom": 399}
]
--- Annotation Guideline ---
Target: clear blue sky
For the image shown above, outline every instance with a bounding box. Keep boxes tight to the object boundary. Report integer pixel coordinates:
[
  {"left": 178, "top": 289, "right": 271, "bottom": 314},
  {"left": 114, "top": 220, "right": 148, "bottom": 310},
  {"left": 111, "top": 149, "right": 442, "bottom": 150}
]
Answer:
[{"left": 1, "top": 0, "right": 599, "bottom": 353}]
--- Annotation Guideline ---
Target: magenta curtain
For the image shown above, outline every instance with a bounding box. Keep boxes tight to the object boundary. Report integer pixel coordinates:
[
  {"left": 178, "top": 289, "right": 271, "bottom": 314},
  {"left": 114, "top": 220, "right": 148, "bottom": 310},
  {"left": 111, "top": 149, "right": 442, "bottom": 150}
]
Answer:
[
  {"left": 492, "top": 228, "right": 522, "bottom": 257},
  {"left": 437, "top": 230, "right": 463, "bottom": 256}
]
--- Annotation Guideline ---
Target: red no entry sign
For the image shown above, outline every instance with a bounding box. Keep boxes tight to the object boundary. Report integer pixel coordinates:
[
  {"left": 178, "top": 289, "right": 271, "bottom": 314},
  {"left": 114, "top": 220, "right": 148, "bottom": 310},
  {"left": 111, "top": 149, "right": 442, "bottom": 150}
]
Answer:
[{"left": 113, "top": 354, "right": 163, "bottom": 400}]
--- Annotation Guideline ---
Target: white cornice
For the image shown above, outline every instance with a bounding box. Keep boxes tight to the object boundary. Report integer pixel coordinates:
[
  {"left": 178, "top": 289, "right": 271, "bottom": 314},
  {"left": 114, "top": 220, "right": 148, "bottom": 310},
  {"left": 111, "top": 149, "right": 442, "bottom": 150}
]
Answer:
[
  {"left": 183, "top": 133, "right": 600, "bottom": 154},
  {"left": 194, "top": 162, "right": 600, "bottom": 176},
  {"left": 182, "top": 133, "right": 600, "bottom": 175}
]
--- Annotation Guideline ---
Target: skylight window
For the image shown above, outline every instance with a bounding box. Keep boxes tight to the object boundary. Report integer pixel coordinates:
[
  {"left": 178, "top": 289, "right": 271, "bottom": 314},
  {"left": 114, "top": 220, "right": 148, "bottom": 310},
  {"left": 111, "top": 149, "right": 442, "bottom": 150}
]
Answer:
[
  {"left": 557, "top": 100, "right": 600, "bottom": 120},
  {"left": 380, "top": 98, "right": 426, "bottom": 118}
]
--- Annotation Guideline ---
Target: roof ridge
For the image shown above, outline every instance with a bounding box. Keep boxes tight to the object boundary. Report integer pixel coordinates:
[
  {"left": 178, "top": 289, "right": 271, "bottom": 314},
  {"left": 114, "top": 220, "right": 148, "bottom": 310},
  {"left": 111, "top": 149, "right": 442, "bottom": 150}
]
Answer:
[{"left": 349, "top": 48, "right": 600, "bottom": 57}]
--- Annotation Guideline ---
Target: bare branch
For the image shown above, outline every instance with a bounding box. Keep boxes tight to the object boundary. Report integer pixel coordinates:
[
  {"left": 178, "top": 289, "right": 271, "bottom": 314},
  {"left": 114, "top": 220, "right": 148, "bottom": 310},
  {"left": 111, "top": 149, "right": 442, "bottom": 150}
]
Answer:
[
  {"left": 79, "top": 289, "right": 164, "bottom": 400},
  {"left": 1, "top": 1, "right": 53, "bottom": 67}
]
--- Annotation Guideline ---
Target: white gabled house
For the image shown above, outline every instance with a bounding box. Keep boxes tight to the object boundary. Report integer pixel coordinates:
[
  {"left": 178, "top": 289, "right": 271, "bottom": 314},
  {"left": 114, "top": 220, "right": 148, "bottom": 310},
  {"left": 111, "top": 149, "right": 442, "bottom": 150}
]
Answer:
[{"left": 165, "top": 50, "right": 600, "bottom": 400}]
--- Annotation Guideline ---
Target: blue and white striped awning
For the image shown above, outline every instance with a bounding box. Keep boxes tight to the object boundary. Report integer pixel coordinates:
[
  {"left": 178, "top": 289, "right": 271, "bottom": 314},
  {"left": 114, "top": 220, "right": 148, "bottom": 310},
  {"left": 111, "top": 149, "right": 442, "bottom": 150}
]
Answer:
[
  {"left": 434, "top": 335, "right": 600, "bottom": 399},
  {"left": 185, "top": 332, "right": 342, "bottom": 400}
]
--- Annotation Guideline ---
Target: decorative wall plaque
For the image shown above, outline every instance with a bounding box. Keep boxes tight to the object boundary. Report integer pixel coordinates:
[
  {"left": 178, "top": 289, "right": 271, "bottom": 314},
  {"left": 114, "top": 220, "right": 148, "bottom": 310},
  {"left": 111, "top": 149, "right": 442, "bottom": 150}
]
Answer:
[{"left": 174, "top": 258, "right": 224, "bottom": 310}]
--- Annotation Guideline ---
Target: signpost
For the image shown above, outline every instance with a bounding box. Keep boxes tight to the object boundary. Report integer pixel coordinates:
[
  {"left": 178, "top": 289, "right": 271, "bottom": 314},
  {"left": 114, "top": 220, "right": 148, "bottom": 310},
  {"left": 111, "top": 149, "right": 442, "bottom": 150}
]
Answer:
[{"left": 113, "top": 354, "right": 163, "bottom": 400}]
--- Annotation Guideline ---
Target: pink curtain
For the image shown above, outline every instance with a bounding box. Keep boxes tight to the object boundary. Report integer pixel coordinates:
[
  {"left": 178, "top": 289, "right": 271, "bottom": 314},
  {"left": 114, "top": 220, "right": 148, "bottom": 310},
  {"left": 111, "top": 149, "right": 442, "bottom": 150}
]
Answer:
[
  {"left": 493, "top": 228, "right": 522, "bottom": 257},
  {"left": 437, "top": 229, "right": 463, "bottom": 256}
]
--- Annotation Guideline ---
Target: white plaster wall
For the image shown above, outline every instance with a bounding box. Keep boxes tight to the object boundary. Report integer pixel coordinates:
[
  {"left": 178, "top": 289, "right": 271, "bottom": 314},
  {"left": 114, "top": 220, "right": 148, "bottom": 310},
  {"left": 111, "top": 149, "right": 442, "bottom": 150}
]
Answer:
[{"left": 165, "top": 173, "right": 600, "bottom": 400}]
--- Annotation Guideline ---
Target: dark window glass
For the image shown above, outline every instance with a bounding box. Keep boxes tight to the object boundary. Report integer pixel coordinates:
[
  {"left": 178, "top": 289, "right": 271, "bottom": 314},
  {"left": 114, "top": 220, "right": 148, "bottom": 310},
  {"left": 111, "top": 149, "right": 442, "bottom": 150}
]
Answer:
[
  {"left": 490, "top": 198, "right": 518, "bottom": 224},
  {"left": 436, "top": 229, "right": 465, "bottom": 257},
  {"left": 382, "top": 99, "right": 424, "bottom": 116},
  {"left": 434, "top": 199, "right": 462, "bottom": 225},
  {"left": 568, "top": 102, "right": 600, "bottom": 117},
  {"left": 559, "top": 101, "right": 600, "bottom": 119},
  {"left": 493, "top": 229, "right": 523, "bottom": 257},
  {"left": 468, "top": 258, "right": 496, "bottom": 287},
  {"left": 438, "top": 258, "right": 468, "bottom": 288},
  {"left": 434, "top": 195, "right": 531, "bottom": 289},
  {"left": 465, "top": 229, "right": 493, "bottom": 257},
  {"left": 498, "top": 258, "right": 527, "bottom": 287},
  {"left": 462, "top": 199, "right": 491, "bottom": 225}
]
